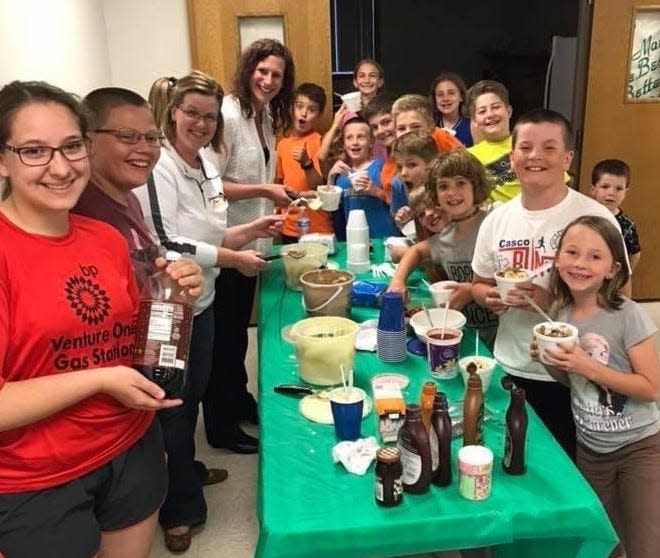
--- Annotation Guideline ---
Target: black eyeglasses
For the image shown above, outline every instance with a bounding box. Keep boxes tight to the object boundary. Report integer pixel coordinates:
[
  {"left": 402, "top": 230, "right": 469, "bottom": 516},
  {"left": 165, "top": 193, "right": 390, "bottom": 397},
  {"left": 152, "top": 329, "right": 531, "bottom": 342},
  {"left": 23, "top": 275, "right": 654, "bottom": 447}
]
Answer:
[
  {"left": 177, "top": 106, "right": 220, "bottom": 125},
  {"left": 94, "top": 129, "right": 164, "bottom": 147},
  {"left": 2, "top": 138, "right": 90, "bottom": 166}
]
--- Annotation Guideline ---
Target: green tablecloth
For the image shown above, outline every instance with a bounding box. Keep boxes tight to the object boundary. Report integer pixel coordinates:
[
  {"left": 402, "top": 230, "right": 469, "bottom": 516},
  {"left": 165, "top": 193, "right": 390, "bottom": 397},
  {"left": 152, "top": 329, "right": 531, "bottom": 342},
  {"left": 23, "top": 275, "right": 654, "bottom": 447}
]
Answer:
[{"left": 255, "top": 244, "right": 617, "bottom": 558}]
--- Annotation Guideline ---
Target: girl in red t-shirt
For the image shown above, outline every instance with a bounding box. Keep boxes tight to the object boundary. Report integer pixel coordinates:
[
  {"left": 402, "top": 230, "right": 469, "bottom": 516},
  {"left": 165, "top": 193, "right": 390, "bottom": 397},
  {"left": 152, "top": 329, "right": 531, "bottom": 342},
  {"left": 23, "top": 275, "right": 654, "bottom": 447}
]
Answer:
[{"left": 0, "top": 81, "right": 185, "bottom": 558}]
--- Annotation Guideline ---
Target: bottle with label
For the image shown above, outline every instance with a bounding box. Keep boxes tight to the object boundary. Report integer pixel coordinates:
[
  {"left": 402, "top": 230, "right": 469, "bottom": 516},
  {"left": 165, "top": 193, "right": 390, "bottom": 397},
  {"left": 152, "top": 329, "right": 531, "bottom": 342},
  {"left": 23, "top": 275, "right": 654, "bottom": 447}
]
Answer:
[
  {"left": 503, "top": 387, "right": 528, "bottom": 475},
  {"left": 374, "top": 447, "right": 403, "bottom": 507},
  {"left": 463, "top": 365, "right": 484, "bottom": 446},
  {"left": 132, "top": 251, "right": 193, "bottom": 398},
  {"left": 397, "top": 404, "right": 432, "bottom": 494},
  {"left": 430, "top": 392, "right": 453, "bottom": 487},
  {"left": 420, "top": 381, "right": 437, "bottom": 430},
  {"left": 295, "top": 203, "right": 311, "bottom": 237}
]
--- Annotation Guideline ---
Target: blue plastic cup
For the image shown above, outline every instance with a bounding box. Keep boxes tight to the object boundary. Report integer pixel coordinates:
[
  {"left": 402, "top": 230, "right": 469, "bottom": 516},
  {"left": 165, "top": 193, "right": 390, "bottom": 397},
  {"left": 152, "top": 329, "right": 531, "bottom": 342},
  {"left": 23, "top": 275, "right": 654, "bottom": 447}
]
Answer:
[
  {"left": 329, "top": 388, "right": 364, "bottom": 440},
  {"left": 378, "top": 291, "right": 405, "bottom": 332}
]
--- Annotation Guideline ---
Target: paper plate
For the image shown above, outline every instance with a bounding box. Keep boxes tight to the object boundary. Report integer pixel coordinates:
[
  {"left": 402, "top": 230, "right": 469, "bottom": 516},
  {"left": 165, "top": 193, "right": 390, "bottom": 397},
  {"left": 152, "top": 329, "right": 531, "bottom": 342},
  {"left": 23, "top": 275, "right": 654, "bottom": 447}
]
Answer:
[
  {"left": 299, "top": 388, "right": 372, "bottom": 424},
  {"left": 370, "top": 373, "right": 410, "bottom": 389}
]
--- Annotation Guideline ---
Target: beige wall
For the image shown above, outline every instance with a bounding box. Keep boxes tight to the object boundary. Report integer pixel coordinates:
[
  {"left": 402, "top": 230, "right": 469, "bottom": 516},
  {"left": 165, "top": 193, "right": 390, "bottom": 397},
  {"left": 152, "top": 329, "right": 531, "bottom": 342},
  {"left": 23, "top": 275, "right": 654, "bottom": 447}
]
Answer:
[{"left": 0, "top": 0, "right": 192, "bottom": 97}]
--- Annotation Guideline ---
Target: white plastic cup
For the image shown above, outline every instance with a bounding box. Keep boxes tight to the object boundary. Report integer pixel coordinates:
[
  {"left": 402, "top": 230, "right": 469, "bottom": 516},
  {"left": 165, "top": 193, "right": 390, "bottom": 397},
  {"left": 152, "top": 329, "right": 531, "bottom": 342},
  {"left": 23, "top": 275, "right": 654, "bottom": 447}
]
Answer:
[
  {"left": 348, "top": 170, "right": 368, "bottom": 191},
  {"left": 347, "top": 243, "right": 369, "bottom": 263},
  {"left": 458, "top": 445, "right": 493, "bottom": 501},
  {"left": 533, "top": 321, "right": 579, "bottom": 364},
  {"left": 317, "top": 185, "right": 342, "bottom": 211},
  {"left": 346, "top": 209, "right": 368, "bottom": 229},
  {"left": 341, "top": 91, "right": 362, "bottom": 112},
  {"left": 346, "top": 228, "right": 370, "bottom": 247}
]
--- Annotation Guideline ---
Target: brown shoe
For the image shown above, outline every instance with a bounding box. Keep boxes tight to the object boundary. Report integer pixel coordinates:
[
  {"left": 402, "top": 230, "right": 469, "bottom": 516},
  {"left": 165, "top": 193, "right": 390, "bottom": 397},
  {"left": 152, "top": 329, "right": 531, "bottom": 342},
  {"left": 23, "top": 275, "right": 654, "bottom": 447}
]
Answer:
[
  {"left": 164, "top": 527, "right": 192, "bottom": 553},
  {"left": 203, "top": 467, "right": 229, "bottom": 486}
]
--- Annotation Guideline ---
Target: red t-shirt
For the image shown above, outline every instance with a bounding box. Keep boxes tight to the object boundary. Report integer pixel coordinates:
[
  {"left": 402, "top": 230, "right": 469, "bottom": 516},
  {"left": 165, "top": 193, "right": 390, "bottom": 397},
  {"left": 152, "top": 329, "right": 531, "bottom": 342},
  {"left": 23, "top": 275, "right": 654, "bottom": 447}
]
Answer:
[
  {"left": 276, "top": 131, "right": 333, "bottom": 236},
  {"left": 0, "top": 212, "right": 152, "bottom": 493}
]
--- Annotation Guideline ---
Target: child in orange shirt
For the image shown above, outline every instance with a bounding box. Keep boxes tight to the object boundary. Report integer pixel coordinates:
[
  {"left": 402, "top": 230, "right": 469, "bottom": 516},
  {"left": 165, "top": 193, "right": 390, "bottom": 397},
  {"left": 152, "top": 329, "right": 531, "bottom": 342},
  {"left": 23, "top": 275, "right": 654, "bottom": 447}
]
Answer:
[
  {"left": 276, "top": 83, "right": 332, "bottom": 242},
  {"left": 391, "top": 94, "right": 463, "bottom": 153},
  {"left": 362, "top": 93, "right": 398, "bottom": 204}
]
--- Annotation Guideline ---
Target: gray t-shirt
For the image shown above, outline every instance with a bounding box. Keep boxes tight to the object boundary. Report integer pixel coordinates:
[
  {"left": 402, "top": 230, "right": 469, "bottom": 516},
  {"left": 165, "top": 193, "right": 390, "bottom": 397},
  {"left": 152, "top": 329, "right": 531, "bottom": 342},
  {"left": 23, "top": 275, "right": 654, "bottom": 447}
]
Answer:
[
  {"left": 556, "top": 299, "right": 660, "bottom": 453},
  {"left": 428, "top": 209, "right": 499, "bottom": 351}
]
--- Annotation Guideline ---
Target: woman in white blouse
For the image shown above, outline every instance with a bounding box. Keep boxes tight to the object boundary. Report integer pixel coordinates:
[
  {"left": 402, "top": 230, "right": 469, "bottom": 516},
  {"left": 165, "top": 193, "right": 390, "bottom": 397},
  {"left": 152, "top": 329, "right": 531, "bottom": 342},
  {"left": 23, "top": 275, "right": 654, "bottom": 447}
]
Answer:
[
  {"left": 202, "top": 39, "right": 296, "bottom": 454},
  {"left": 135, "top": 70, "right": 281, "bottom": 552}
]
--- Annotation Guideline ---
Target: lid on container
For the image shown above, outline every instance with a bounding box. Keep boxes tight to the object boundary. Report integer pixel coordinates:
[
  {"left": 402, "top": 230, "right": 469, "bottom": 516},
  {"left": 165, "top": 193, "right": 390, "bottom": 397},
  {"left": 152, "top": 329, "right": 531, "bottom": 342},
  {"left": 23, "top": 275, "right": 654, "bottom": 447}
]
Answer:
[
  {"left": 165, "top": 250, "right": 182, "bottom": 262},
  {"left": 377, "top": 446, "right": 401, "bottom": 463}
]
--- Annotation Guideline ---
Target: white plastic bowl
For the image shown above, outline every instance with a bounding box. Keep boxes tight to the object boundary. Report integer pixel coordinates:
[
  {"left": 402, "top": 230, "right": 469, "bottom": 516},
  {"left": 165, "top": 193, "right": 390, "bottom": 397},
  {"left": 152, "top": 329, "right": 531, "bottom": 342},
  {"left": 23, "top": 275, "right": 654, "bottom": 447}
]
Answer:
[{"left": 409, "top": 308, "right": 467, "bottom": 341}]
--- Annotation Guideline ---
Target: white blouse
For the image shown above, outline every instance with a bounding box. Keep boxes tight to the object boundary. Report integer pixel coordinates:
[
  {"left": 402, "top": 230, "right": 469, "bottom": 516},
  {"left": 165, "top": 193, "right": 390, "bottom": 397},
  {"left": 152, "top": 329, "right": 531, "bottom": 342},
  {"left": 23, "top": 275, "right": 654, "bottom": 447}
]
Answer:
[{"left": 212, "top": 94, "right": 277, "bottom": 253}]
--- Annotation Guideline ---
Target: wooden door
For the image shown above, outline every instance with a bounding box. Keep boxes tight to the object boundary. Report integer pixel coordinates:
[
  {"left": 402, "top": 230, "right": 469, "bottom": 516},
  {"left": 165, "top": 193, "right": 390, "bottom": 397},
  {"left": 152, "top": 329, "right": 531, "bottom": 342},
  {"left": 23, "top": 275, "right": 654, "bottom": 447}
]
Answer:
[
  {"left": 580, "top": 0, "right": 660, "bottom": 299},
  {"left": 186, "top": 0, "right": 333, "bottom": 130}
]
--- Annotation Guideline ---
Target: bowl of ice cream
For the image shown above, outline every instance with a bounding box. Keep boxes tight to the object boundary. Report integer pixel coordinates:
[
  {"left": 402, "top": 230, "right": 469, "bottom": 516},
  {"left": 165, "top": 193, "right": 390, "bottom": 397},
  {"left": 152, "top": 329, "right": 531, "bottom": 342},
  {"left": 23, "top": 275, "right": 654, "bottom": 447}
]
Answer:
[
  {"left": 533, "top": 321, "right": 579, "bottom": 364},
  {"left": 459, "top": 356, "right": 497, "bottom": 393},
  {"left": 494, "top": 267, "right": 530, "bottom": 302}
]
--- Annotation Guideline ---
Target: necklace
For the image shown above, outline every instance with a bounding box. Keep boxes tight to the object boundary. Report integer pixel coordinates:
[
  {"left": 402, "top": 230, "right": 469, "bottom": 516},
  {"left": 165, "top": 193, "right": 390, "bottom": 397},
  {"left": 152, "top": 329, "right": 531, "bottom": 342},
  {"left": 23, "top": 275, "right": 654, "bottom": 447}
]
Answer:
[{"left": 452, "top": 206, "right": 479, "bottom": 223}]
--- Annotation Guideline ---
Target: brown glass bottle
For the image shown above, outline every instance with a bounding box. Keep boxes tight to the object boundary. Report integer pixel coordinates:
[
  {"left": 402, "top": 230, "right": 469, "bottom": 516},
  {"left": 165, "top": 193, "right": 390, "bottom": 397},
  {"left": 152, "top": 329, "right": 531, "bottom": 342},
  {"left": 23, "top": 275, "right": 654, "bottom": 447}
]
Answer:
[
  {"left": 420, "top": 381, "right": 437, "bottom": 430},
  {"left": 430, "top": 392, "right": 453, "bottom": 487},
  {"left": 397, "top": 404, "right": 432, "bottom": 494},
  {"left": 503, "top": 387, "right": 528, "bottom": 474},
  {"left": 374, "top": 447, "right": 403, "bottom": 507},
  {"left": 463, "top": 368, "right": 484, "bottom": 446},
  {"left": 132, "top": 251, "right": 193, "bottom": 398}
]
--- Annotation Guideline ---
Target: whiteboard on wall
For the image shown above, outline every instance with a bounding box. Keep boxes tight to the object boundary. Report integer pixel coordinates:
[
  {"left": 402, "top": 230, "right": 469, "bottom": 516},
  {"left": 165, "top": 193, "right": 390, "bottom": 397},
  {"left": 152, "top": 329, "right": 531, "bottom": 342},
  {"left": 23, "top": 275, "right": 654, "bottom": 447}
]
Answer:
[{"left": 239, "top": 16, "right": 285, "bottom": 51}]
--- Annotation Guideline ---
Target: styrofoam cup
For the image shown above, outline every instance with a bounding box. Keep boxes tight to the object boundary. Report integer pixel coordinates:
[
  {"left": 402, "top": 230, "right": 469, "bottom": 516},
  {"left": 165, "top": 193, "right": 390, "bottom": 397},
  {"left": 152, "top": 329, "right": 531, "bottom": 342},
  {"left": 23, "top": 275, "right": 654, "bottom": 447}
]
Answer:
[
  {"left": 317, "top": 185, "right": 342, "bottom": 211},
  {"left": 494, "top": 268, "right": 530, "bottom": 303},
  {"left": 430, "top": 280, "right": 457, "bottom": 306},
  {"left": 347, "top": 243, "right": 369, "bottom": 263},
  {"left": 346, "top": 209, "right": 368, "bottom": 229},
  {"left": 533, "top": 321, "right": 579, "bottom": 364},
  {"left": 341, "top": 91, "right": 362, "bottom": 112}
]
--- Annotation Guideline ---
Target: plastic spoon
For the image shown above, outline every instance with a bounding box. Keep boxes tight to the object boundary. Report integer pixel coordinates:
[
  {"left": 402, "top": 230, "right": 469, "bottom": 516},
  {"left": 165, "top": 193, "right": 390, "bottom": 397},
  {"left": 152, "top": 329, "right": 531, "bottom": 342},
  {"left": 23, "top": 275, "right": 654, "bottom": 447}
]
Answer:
[
  {"left": 440, "top": 300, "right": 449, "bottom": 337},
  {"left": 522, "top": 293, "right": 555, "bottom": 323},
  {"left": 422, "top": 303, "right": 434, "bottom": 328}
]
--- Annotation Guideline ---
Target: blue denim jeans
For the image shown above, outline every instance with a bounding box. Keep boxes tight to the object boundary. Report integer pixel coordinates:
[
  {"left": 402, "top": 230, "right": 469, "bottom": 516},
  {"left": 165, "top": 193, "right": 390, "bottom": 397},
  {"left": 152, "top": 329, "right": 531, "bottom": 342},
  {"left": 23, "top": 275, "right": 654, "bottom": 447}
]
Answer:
[{"left": 157, "top": 305, "right": 213, "bottom": 529}]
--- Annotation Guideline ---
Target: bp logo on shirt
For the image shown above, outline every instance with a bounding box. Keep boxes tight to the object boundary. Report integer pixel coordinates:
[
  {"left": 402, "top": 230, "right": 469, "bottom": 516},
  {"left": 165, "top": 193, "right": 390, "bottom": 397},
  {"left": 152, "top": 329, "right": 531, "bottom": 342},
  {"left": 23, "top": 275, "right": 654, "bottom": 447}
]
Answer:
[{"left": 64, "top": 265, "right": 111, "bottom": 325}]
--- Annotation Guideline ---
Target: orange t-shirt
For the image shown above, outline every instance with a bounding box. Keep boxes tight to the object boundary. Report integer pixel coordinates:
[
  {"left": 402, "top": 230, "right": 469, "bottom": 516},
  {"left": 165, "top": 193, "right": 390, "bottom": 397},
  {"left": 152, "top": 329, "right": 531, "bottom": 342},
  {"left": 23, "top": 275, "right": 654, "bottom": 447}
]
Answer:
[
  {"left": 432, "top": 127, "right": 463, "bottom": 153},
  {"left": 380, "top": 156, "right": 398, "bottom": 204},
  {"left": 276, "top": 131, "right": 333, "bottom": 236}
]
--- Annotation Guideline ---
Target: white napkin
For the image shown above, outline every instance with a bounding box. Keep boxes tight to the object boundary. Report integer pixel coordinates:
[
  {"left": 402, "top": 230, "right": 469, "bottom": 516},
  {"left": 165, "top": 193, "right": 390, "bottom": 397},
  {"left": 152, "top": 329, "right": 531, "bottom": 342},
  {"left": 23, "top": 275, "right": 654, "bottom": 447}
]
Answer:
[{"left": 331, "top": 436, "right": 379, "bottom": 475}]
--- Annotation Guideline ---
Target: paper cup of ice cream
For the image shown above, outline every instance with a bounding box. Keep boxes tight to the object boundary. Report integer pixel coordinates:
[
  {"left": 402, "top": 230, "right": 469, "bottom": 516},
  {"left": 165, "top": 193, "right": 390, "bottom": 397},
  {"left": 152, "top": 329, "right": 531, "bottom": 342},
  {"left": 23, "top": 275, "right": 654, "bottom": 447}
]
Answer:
[
  {"left": 494, "top": 267, "right": 530, "bottom": 303},
  {"left": 533, "top": 321, "right": 579, "bottom": 364}
]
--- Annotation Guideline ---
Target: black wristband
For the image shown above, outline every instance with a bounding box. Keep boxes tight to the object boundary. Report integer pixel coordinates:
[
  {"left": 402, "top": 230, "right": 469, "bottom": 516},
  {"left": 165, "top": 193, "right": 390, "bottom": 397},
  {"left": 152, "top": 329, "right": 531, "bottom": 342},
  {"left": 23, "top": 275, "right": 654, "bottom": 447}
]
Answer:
[{"left": 300, "top": 159, "right": 313, "bottom": 170}]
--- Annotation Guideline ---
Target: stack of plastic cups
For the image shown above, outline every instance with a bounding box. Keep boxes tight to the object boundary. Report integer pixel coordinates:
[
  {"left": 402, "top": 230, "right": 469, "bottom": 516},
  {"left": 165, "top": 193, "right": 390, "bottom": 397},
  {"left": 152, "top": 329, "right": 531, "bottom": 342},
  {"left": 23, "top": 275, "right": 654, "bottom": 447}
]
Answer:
[
  {"left": 346, "top": 209, "right": 370, "bottom": 273},
  {"left": 377, "top": 292, "right": 407, "bottom": 362}
]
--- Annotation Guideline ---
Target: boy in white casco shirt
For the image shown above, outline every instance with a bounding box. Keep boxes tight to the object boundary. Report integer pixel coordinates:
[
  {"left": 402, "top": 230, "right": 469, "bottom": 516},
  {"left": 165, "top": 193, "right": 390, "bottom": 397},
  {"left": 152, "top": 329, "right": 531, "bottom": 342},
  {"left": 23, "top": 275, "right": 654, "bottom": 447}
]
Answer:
[{"left": 471, "top": 108, "right": 631, "bottom": 461}]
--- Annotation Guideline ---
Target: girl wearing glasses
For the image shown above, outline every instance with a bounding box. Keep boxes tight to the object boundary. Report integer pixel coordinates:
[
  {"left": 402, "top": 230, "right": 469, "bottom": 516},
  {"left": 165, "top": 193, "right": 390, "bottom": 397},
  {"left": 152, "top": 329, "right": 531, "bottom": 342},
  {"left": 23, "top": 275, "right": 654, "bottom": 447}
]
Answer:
[
  {"left": 135, "top": 70, "right": 281, "bottom": 552},
  {"left": 0, "top": 81, "right": 181, "bottom": 558}
]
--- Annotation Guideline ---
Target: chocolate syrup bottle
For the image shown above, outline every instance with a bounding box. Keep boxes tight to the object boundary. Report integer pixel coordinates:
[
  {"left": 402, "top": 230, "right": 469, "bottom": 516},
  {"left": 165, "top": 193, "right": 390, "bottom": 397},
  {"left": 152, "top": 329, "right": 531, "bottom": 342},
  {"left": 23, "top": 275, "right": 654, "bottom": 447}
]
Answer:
[
  {"left": 132, "top": 251, "right": 193, "bottom": 398},
  {"left": 503, "top": 387, "right": 528, "bottom": 474},
  {"left": 463, "top": 365, "right": 484, "bottom": 446},
  {"left": 430, "top": 392, "right": 453, "bottom": 487},
  {"left": 397, "top": 404, "right": 432, "bottom": 494}
]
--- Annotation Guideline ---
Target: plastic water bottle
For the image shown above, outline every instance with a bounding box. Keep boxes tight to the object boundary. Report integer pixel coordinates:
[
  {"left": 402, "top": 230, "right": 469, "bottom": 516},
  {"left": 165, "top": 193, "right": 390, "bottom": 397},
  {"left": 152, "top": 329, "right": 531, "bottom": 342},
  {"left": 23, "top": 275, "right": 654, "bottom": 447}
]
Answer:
[{"left": 296, "top": 205, "right": 311, "bottom": 237}]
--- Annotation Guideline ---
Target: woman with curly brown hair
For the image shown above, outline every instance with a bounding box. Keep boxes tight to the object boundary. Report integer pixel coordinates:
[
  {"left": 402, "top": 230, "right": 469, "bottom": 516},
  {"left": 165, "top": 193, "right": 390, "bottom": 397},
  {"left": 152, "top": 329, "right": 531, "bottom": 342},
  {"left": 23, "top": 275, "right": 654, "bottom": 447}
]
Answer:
[{"left": 202, "top": 39, "right": 295, "bottom": 454}]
